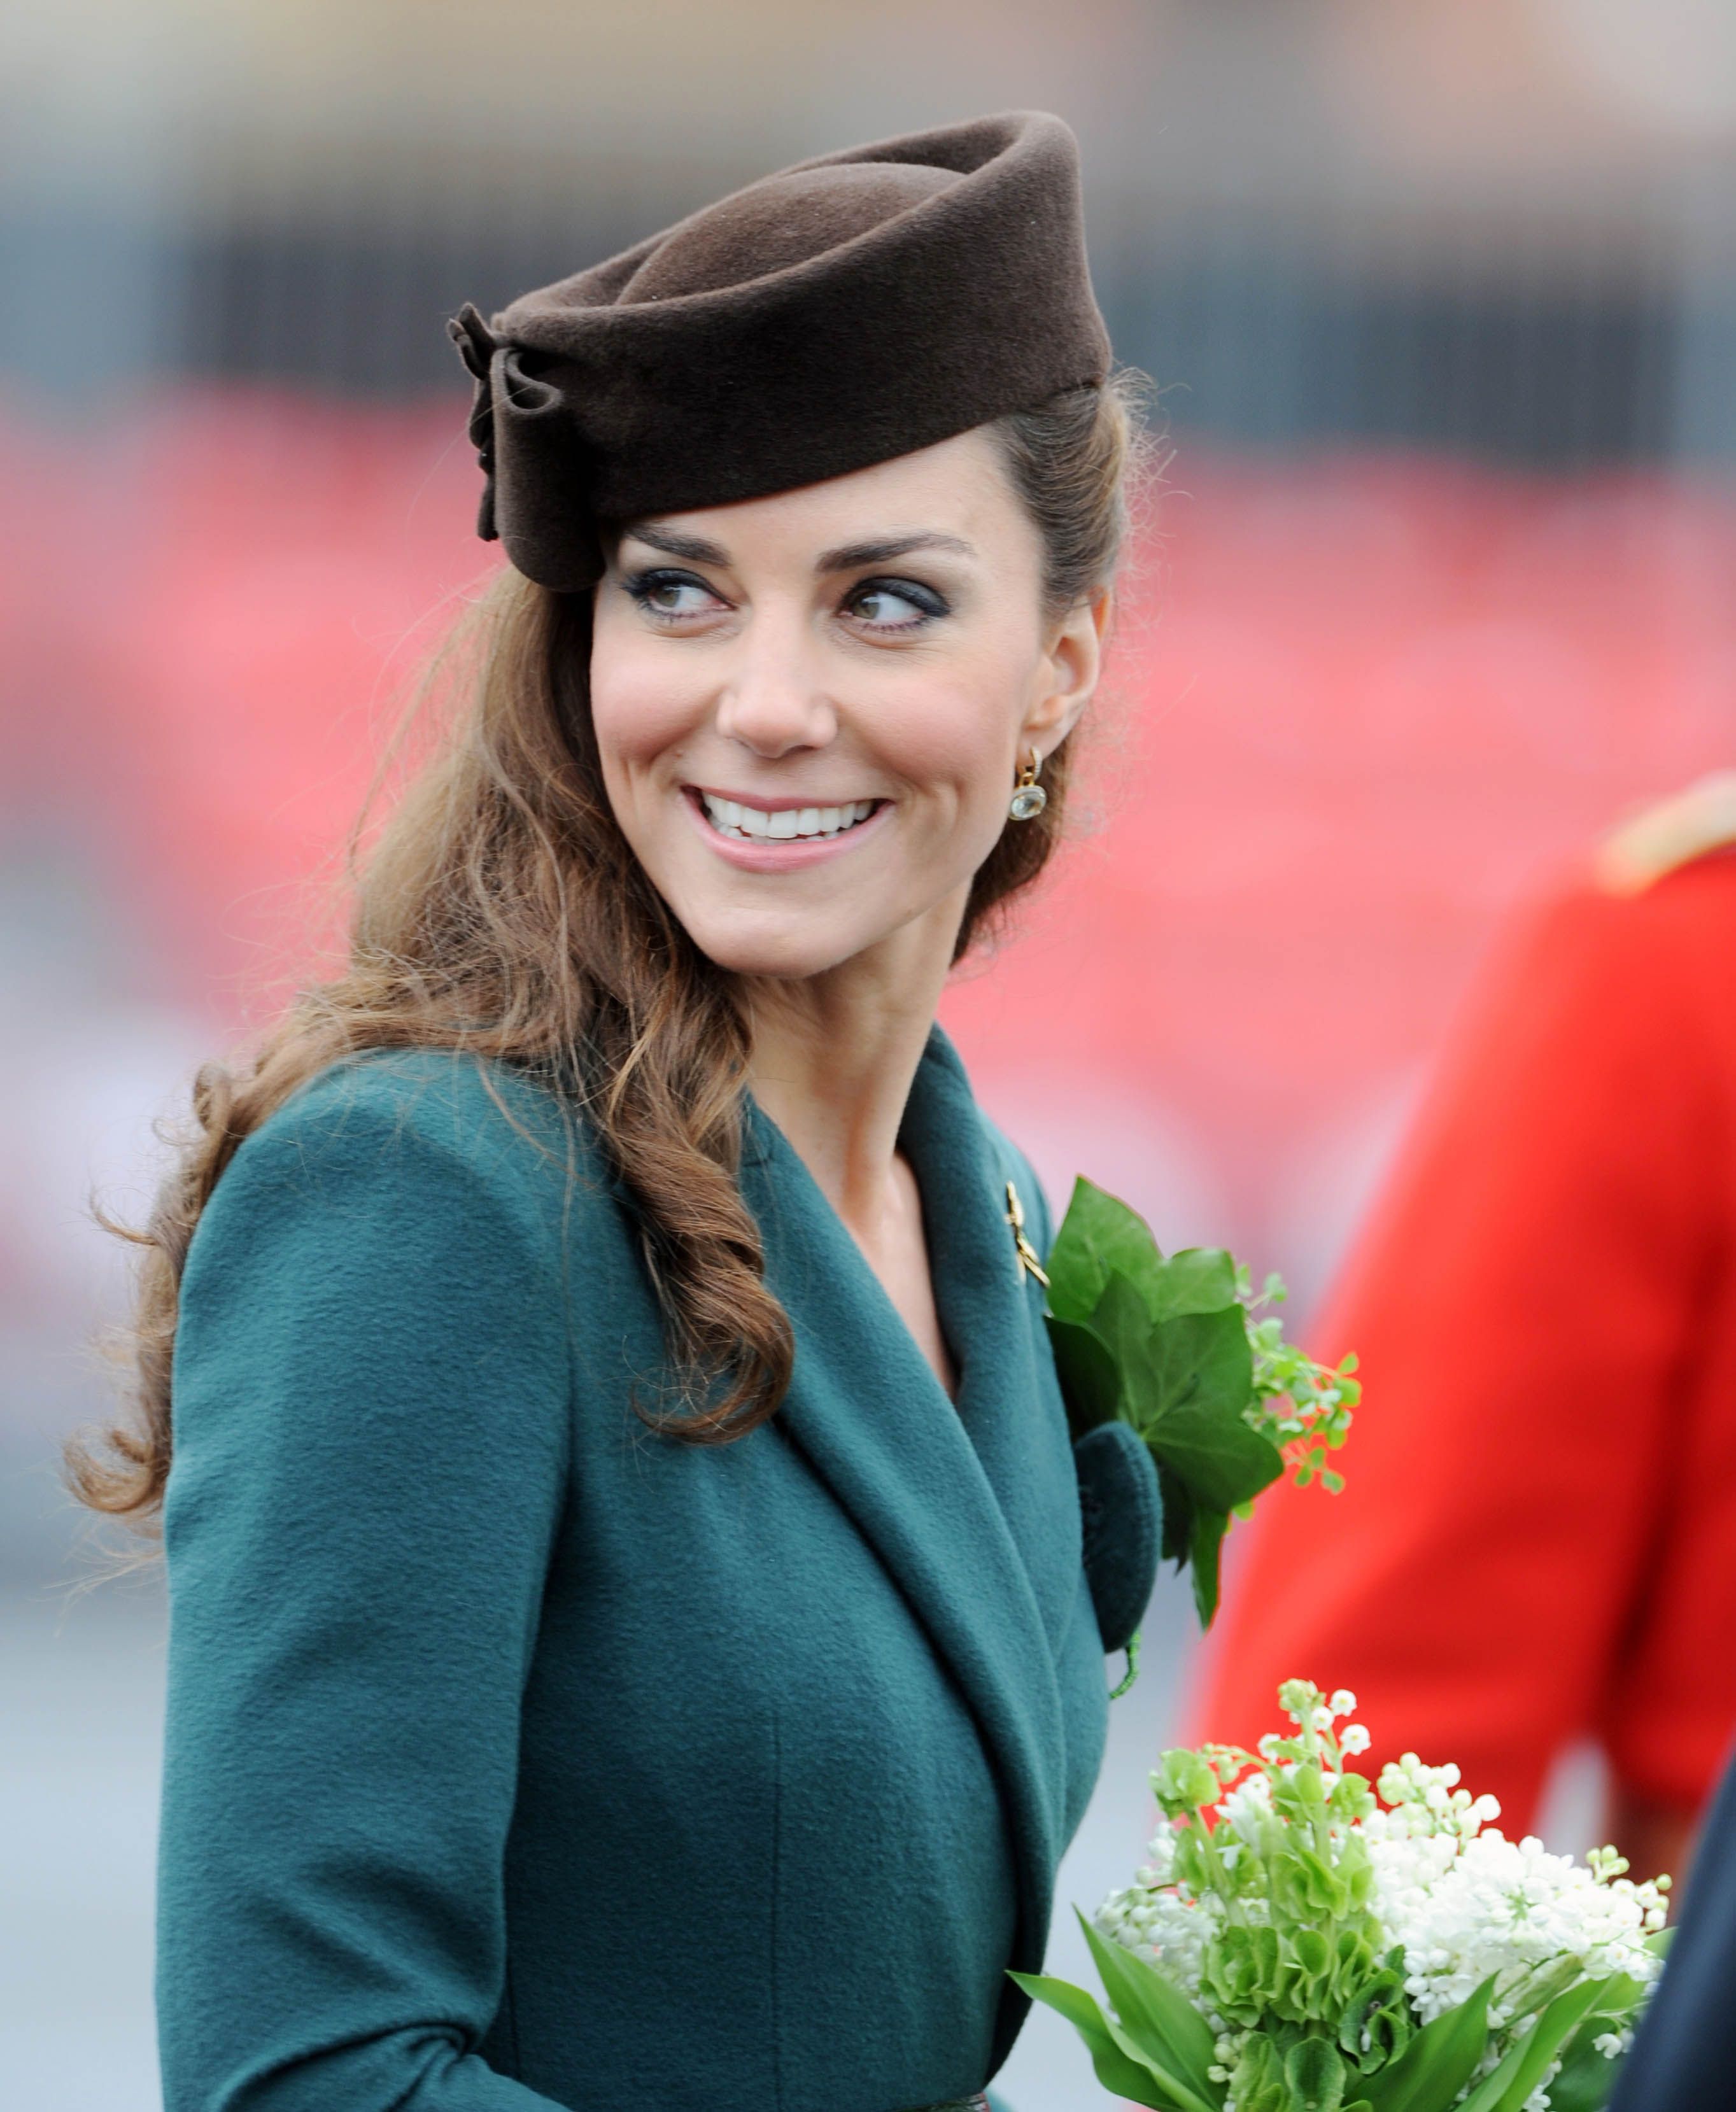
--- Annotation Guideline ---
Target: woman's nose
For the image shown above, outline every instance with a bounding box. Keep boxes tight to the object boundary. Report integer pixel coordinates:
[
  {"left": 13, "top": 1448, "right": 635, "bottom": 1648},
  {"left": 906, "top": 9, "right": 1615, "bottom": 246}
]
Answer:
[{"left": 712, "top": 624, "right": 838, "bottom": 758}]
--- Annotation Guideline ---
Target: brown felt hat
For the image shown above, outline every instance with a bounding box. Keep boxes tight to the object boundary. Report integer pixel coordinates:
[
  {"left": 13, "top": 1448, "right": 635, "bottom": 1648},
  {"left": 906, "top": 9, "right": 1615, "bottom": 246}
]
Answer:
[{"left": 448, "top": 111, "right": 1110, "bottom": 591}]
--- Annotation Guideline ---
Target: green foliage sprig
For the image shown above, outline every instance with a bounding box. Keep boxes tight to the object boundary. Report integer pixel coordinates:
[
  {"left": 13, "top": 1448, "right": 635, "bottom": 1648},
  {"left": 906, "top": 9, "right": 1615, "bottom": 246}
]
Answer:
[{"left": 1045, "top": 1179, "right": 1360, "bottom": 1624}]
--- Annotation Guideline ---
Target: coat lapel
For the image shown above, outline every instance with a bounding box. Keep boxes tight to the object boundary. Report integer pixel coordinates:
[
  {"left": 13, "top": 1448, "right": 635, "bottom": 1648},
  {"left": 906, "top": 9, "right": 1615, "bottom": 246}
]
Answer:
[
  {"left": 898, "top": 1031, "right": 1085, "bottom": 1654},
  {"left": 741, "top": 1030, "right": 1078, "bottom": 2050}
]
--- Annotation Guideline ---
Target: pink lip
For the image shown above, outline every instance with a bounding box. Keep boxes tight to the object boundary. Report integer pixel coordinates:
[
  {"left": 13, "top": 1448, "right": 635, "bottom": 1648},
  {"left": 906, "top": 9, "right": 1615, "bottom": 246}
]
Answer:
[{"left": 681, "top": 787, "right": 893, "bottom": 872}]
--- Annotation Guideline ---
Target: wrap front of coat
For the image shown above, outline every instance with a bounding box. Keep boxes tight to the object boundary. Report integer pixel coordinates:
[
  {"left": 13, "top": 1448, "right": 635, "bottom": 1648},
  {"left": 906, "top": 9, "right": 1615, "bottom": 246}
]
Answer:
[{"left": 157, "top": 1030, "right": 1157, "bottom": 2111}]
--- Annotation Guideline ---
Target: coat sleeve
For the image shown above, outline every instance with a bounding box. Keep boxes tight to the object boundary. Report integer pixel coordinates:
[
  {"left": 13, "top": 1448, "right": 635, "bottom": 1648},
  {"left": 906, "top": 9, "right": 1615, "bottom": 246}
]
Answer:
[
  {"left": 1187, "top": 881, "right": 1726, "bottom": 1831},
  {"left": 157, "top": 1069, "right": 576, "bottom": 2112}
]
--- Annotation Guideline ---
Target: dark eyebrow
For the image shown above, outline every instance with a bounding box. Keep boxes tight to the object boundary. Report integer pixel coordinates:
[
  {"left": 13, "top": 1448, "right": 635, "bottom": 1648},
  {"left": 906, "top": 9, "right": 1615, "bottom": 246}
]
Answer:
[
  {"left": 621, "top": 523, "right": 733, "bottom": 565},
  {"left": 619, "top": 524, "right": 978, "bottom": 573},
  {"left": 815, "top": 532, "right": 977, "bottom": 573}
]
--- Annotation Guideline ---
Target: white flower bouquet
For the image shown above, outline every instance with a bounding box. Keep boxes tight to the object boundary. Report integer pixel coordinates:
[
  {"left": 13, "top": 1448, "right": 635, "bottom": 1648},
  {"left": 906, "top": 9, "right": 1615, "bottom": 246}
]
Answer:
[{"left": 1015, "top": 1683, "right": 1670, "bottom": 2112}]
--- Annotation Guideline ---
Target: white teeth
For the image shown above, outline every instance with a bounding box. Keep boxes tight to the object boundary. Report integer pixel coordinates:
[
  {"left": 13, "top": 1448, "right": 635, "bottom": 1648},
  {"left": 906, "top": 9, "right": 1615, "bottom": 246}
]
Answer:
[{"left": 699, "top": 793, "right": 879, "bottom": 842}]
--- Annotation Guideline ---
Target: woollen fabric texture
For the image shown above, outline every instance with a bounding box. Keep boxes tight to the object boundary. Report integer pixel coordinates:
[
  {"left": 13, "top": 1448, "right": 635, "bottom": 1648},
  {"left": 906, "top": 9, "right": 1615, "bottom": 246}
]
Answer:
[
  {"left": 156, "top": 1032, "right": 1161, "bottom": 2111},
  {"left": 448, "top": 110, "right": 1110, "bottom": 589}
]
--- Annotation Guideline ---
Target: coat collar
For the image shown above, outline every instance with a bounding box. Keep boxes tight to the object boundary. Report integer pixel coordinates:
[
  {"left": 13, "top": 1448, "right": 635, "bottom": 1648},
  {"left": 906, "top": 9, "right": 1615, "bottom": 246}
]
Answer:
[{"left": 741, "top": 1027, "right": 1078, "bottom": 2056}]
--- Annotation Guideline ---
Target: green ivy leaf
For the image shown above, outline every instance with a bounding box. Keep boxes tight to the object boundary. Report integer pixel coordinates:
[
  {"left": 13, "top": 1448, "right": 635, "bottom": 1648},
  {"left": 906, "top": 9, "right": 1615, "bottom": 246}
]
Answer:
[
  {"left": 1045, "top": 1313, "right": 1124, "bottom": 1436},
  {"left": 1046, "top": 1177, "right": 1167, "bottom": 1325},
  {"left": 1043, "top": 1177, "right": 1349, "bottom": 1628},
  {"left": 1085, "top": 1269, "right": 1176, "bottom": 1390},
  {"left": 1089, "top": 1276, "right": 1285, "bottom": 1627},
  {"left": 1147, "top": 1246, "right": 1240, "bottom": 1321},
  {"left": 1189, "top": 1506, "right": 1230, "bottom": 1627},
  {"left": 1130, "top": 1308, "right": 1283, "bottom": 1513},
  {"left": 1159, "top": 1463, "right": 1197, "bottom": 1568}
]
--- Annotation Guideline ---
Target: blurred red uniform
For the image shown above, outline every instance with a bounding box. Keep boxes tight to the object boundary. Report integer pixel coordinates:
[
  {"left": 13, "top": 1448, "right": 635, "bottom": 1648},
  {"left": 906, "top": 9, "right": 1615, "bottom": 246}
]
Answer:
[{"left": 1190, "top": 775, "right": 1736, "bottom": 1880}]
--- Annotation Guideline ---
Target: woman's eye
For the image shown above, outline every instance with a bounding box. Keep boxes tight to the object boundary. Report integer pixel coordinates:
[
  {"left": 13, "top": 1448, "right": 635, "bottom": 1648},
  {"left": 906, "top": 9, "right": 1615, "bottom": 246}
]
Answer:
[
  {"left": 627, "top": 570, "right": 725, "bottom": 619},
  {"left": 846, "top": 579, "right": 946, "bottom": 630}
]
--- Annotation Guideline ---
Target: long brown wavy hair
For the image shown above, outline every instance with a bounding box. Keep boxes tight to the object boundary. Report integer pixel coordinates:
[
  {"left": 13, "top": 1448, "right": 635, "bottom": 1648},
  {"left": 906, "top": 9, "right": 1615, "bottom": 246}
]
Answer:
[{"left": 67, "top": 374, "right": 1146, "bottom": 1530}]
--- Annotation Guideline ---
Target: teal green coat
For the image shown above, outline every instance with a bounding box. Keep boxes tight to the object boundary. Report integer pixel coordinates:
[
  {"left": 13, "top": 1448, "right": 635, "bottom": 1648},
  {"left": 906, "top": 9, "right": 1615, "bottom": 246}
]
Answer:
[{"left": 157, "top": 1030, "right": 1159, "bottom": 2111}]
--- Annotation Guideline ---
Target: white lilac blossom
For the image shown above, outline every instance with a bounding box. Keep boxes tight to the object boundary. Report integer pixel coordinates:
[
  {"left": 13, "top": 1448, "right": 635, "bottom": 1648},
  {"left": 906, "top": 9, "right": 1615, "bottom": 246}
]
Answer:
[
  {"left": 1364, "top": 1793, "right": 1665, "bottom": 2031},
  {"left": 1033, "top": 1684, "right": 1672, "bottom": 2112}
]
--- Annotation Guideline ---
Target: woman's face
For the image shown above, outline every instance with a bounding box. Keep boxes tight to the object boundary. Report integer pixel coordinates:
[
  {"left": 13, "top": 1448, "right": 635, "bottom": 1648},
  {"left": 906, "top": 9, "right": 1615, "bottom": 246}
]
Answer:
[{"left": 588, "top": 424, "right": 1106, "bottom": 982}]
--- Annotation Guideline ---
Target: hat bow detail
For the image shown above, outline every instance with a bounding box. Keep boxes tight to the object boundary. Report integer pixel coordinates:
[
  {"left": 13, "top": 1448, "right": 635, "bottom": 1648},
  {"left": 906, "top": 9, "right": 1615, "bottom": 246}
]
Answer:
[
  {"left": 448, "top": 304, "right": 502, "bottom": 542},
  {"left": 447, "top": 305, "right": 592, "bottom": 585}
]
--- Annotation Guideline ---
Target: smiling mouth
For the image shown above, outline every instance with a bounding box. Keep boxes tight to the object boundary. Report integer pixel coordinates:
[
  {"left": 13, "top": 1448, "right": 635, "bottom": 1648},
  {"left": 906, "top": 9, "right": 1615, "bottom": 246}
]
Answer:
[{"left": 696, "top": 793, "right": 882, "bottom": 843}]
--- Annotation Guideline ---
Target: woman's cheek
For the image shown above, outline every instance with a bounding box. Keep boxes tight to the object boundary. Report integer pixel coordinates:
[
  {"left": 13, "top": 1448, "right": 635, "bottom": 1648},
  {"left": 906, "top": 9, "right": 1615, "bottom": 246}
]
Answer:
[
  {"left": 879, "top": 672, "right": 1022, "bottom": 836},
  {"left": 590, "top": 651, "right": 700, "bottom": 776}
]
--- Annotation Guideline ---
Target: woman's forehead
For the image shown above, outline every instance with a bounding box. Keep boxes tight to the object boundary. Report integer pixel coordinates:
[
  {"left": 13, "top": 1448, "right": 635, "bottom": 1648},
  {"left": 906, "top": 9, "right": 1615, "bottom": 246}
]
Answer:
[{"left": 619, "top": 427, "right": 1025, "bottom": 566}]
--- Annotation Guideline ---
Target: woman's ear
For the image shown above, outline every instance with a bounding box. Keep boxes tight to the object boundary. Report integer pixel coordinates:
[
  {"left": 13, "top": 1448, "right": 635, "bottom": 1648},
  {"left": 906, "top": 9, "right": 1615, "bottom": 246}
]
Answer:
[{"left": 1024, "top": 585, "right": 1111, "bottom": 752}]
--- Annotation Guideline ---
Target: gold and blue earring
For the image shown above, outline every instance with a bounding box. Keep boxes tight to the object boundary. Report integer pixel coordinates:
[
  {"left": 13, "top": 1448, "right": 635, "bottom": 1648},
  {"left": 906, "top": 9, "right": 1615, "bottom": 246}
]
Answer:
[{"left": 1008, "top": 747, "right": 1047, "bottom": 821}]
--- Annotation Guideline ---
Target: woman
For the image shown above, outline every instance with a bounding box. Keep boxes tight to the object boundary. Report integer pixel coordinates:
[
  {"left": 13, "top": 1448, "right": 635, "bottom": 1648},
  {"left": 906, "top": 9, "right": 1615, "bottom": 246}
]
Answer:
[{"left": 73, "top": 112, "right": 1161, "bottom": 2112}]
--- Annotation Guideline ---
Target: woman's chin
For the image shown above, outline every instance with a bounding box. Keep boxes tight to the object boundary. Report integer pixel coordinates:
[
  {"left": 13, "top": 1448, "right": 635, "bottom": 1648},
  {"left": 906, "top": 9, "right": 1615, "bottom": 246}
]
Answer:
[
  {"left": 680, "top": 908, "right": 893, "bottom": 983},
  {"left": 693, "top": 934, "right": 875, "bottom": 982}
]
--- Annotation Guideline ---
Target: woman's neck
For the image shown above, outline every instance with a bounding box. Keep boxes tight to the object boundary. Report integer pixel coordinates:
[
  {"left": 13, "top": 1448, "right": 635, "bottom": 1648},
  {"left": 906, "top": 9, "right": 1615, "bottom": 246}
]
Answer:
[{"left": 743, "top": 894, "right": 962, "bottom": 1236}]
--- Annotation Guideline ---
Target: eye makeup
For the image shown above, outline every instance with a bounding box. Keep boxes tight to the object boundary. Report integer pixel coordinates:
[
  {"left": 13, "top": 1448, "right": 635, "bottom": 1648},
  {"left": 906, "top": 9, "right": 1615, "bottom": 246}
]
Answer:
[
  {"left": 619, "top": 566, "right": 952, "bottom": 636},
  {"left": 621, "top": 567, "right": 725, "bottom": 621},
  {"left": 842, "top": 577, "right": 950, "bottom": 632}
]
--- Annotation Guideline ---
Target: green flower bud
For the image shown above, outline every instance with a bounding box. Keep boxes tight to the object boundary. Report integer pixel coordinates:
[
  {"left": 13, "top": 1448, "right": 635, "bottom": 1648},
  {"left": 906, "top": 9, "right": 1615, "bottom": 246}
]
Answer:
[
  {"left": 1228, "top": 2032, "right": 1289, "bottom": 2112},
  {"left": 1279, "top": 1679, "right": 1323, "bottom": 1724},
  {"left": 1152, "top": 1747, "right": 1220, "bottom": 1818},
  {"left": 1203, "top": 1925, "right": 1283, "bottom": 2025},
  {"left": 1337, "top": 1968, "right": 1413, "bottom": 2074},
  {"left": 1285, "top": 2034, "right": 1349, "bottom": 2112}
]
